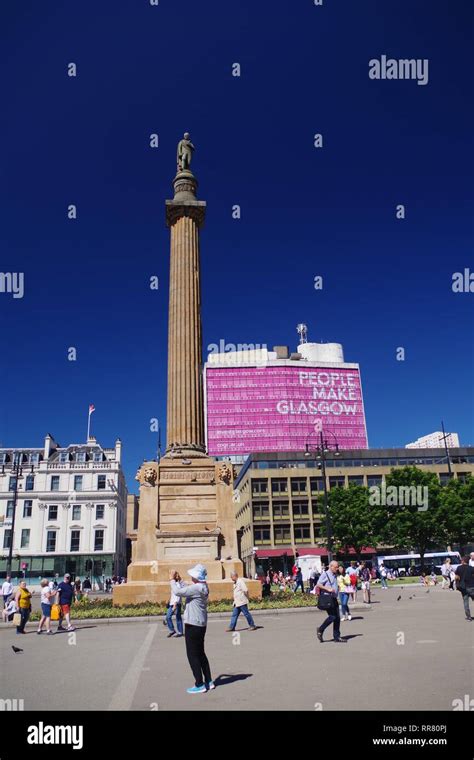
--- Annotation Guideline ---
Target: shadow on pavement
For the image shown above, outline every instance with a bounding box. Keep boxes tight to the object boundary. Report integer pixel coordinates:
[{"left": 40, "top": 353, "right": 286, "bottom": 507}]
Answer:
[
  {"left": 214, "top": 673, "right": 253, "bottom": 687},
  {"left": 341, "top": 634, "right": 363, "bottom": 641}
]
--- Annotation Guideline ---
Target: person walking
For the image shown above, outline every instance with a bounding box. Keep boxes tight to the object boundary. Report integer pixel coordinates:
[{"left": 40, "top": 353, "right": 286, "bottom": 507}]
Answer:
[
  {"left": 14, "top": 581, "right": 32, "bottom": 634},
  {"left": 360, "top": 562, "right": 371, "bottom": 604},
  {"left": 294, "top": 566, "right": 305, "bottom": 594},
  {"left": 2, "top": 575, "right": 13, "bottom": 608},
  {"left": 316, "top": 560, "right": 346, "bottom": 643},
  {"left": 337, "top": 564, "right": 352, "bottom": 621},
  {"left": 226, "top": 571, "right": 257, "bottom": 632},
  {"left": 469, "top": 553, "right": 474, "bottom": 568},
  {"left": 379, "top": 563, "right": 388, "bottom": 589},
  {"left": 56, "top": 574, "right": 75, "bottom": 632},
  {"left": 166, "top": 570, "right": 184, "bottom": 638},
  {"left": 169, "top": 565, "right": 214, "bottom": 694},
  {"left": 37, "top": 579, "right": 55, "bottom": 635},
  {"left": 346, "top": 561, "right": 359, "bottom": 603},
  {"left": 455, "top": 556, "right": 474, "bottom": 621},
  {"left": 441, "top": 559, "right": 452, "bottom": 589}
]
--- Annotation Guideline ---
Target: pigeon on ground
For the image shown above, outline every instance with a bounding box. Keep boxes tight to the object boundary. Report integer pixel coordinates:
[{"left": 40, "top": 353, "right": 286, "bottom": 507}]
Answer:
[
  {"left": 409, "top": 595, "right": 413, "bottom": 599},
  {"left": 426, "top": 589, "right": 430, "bottom": 594},
  {"left": 397, "top": 595, "right": 402, "bottom": 601},
  {"left": 11, "top": 645, "right": 23, "bottom": 653}
]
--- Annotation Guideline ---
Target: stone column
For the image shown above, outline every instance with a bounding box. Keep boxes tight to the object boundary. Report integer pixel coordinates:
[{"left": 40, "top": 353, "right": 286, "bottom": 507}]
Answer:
[{"left": 165, "top": 170, "right": 206, "bottom": 454}]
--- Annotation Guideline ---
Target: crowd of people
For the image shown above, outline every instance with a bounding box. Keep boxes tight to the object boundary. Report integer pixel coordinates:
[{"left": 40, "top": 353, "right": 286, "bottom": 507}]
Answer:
[
  {"left": 2, "top": 551, "right": 473, "bottom": 693},
  {"left": 1, "top": 573, "right": 91, "bottom": 634}
]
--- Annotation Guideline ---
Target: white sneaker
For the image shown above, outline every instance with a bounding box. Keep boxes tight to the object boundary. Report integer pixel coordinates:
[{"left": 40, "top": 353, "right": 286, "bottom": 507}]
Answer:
[{"left": 347, "top": 615, "right": 352, "bottom": 621}]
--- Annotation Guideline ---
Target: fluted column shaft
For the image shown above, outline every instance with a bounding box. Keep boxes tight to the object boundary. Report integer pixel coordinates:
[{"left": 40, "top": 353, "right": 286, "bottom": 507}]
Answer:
[{"left": 166, "top": 202, "right": 206, "bottom": 452}]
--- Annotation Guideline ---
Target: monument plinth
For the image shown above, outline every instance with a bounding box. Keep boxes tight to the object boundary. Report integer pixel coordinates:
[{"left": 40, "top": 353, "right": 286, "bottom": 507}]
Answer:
[{"left": 114, "top": 135, "right": 260, "bottom": 605}]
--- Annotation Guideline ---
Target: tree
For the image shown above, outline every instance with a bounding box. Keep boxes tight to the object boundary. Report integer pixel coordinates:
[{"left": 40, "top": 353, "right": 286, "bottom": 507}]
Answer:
[
  {"left": 327, "top": 485, "right": 382, "bottom": 560},
  {"left": 380, "top": 467, "right": 447, "bottom": 570},
  {"left": 440, "top": 476, "right": 474, "bottom": 551}
]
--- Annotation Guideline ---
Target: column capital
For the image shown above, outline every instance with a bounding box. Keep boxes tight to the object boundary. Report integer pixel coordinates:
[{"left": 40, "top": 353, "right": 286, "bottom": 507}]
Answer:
[{"left": 166, "top": 199, "right": 206, "bottom": 228}]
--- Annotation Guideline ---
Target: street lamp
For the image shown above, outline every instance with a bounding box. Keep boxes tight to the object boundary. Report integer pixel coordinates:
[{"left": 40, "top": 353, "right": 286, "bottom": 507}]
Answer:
[
  {"left": 4, "top": 458, "right": 34, "bottom": 577},
  {"left": 305, "top": 427, "right": 340, "bottom": 564}
]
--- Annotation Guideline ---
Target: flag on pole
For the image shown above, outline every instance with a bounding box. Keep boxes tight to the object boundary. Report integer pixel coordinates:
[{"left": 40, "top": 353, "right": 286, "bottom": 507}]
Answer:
[{"left": 87, "top": 404, "right": 95, "bottom": 441}]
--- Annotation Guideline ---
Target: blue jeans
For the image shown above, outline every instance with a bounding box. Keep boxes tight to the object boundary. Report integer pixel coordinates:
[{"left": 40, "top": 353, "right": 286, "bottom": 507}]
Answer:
[
  {"left": 166, "top": 603, "right": 183, "bottom": 634},
  {"left": 339, "top": 592, "right": 350, "bottom": 616},
  {"left": 381, "top": 577, "right": 388, "bottom": 588},
  {"left": 229, "top": 604, "right": 255, "bottom": 630}
]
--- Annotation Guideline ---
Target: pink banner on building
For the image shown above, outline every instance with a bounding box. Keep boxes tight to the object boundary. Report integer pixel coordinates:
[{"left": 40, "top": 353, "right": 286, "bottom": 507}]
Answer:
[{"left": 205, "top": 365, "right": 368, "bottom": 455}]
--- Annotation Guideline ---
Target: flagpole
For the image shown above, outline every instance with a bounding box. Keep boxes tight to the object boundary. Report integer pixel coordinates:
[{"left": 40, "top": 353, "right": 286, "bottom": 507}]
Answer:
[{"left": 87, "top": 409, "right": 91, "bottom": 442}]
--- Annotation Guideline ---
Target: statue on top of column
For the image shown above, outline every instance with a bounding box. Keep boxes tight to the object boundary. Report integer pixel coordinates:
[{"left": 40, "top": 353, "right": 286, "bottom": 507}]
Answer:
[{"left": 177, "top": 132, "right": 195, "bottom": 172}]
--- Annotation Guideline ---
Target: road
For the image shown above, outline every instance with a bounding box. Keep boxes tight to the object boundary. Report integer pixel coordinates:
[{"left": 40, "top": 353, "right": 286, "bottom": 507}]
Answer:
[{"left": 1, "top": 586, "right": 472, "bottom": 711}]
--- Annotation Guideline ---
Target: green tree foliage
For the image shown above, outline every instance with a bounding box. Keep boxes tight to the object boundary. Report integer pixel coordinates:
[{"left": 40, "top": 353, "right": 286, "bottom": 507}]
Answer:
[
  {"left": 440, "top": 476, "right": 474, "bottom": 550},
  {"left": 328, "top": 485, "right": 382, "bottom": 559},
  {"left": 380, "top": 467, "right": 447, "bottom": 569}
]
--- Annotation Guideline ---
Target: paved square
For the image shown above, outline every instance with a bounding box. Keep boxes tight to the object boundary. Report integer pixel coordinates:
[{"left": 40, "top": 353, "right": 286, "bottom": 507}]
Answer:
[{"left": 1, "top": 587, "right": 472, "bottom": 711}]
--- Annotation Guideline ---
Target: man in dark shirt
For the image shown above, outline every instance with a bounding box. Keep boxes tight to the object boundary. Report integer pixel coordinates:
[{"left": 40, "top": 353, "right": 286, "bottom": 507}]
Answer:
[
  {"left": 56, "top": 574, "right": 75, "bottom": 631},
  {"left": 316, "top": 560, "right": 346, "bottom": 643},
  {"left": 455, "top": 556, "right": 474, "bottom": 621}
]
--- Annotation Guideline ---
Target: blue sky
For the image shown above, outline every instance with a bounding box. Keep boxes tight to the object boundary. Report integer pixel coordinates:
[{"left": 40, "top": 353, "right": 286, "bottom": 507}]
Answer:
[{"left": 1, "top": 0, "right": 472, "bottom": 493}]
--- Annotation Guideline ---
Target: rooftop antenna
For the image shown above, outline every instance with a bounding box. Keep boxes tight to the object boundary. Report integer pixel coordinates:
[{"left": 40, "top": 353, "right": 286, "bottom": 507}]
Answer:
[{"left": 296, "top": 323, "right": 308, "bottom": 345}]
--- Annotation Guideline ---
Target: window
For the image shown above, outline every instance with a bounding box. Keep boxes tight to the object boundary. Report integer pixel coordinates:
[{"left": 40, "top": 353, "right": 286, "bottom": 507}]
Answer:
[
  {"left": 0, "top": 453, "right": 6, "bottom": 464},
  {"left": 25, "top": 474, "right": 34, "bottom": 491},
  {"left": 93, "top": 452, "right": 103, "bottom": 462},
  {"left": 94, "top": 530, "right": 104, "bottom": 551},
  {"left": 252, "top": 503, "right": 269, "bottom": 521},
  {"left": 291, "top": 478, "right": 307, "bottom": 495},
  {"left": 59, "top": 452, "right": 69, "bottom": 463},
  {"left": 310, "top": 477, "right": 324, "bottom": 494},
  {"left": 367, "top": 476, "right": 383, "bottom": 487},
  {"left": 20, "top": 529, "right": 30, "bottom": 548},
  {"left": 6, "top": 500, "right": 14, "bottom": 518},
  {"left": 23, "top": 500, "right": 33, "bottom": 518},
  {"left": 29, "top": 453, "right": 40, "bottom": 464},
  {"left": 457, "top": 473, "right": 471, "bottom": 483},
  {"left": 70, "top": 530, "right": 80, "bottom": 552},
  {"left": 274, "top": 525, "right": 291, "bottom": 544},
  {"left": 95, "top": 504, "right": 105, "bottom": 520},
  {"left": 3, "top": 530, "right": 12, "bottom": 549},
  {"left": 292, "top": 500, "right": 309, "bottom": 519},
  {"left": 251, "top": 479, "right": 268, "bottom": 495},
  {"left": 294, "top": 525, "right": 311, "bottom": 543},
  {"left": 329, "top": 477, "right": 345, "bottom": 489},
  {"left": 348, "top": 475, "right": 364, "bottom": 486},
  {"left": 48, "top": 505, "right": 58, "bottom": 521},
  {"left": 74, "top": 475, "right": 83, "bottom": 491},
  {"left": 51, "top": 475, "right": 60, "bottom": 491},
  {"left": 13, "top": 452, "right": 23, "bottom": 465},
  {"left": 76, "top": 452, "right": 86, "bottom": 463},
  {"left": 46, "top": 531, "right": 57, "bottom": 552},
  {"left": 439, "top": 473, "right": 452, "bottom": 485},
  {"left": 272, "top": 501, "right": 289, "bottom": 519},
  {"left": 8, "top": 477, "right": 17, "bottom": 491},
  {"left": 72, "top": 505, "right": 82, "bottom": 520},
  {"left": 253, "top": 527, "right": 271, "bottom": 545},
  {"left": 97, "top": 475, "right": 106, "bottom": 491},
  {"left": 271, "top": 478, "right": 288, "bottom": 494},
  {"left": 313, "top": 523, "right": 322, "bottom": 538}
]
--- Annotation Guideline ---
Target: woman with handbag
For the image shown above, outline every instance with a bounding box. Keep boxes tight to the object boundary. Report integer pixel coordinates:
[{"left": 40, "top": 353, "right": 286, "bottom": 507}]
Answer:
[
  {"left": 14, "top": 581, "right": 32, "bottom": 635},
  {"left": 455, "top": 556, "right": 474, "bottom": 621},
  {"left": 316, "top": 560, "right": 346, "bottom": 643}
]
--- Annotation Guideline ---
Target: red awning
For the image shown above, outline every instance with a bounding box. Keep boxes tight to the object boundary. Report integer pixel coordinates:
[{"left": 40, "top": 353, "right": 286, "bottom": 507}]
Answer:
[{"left": 255, "top": 548, "right": 327, "bottom": 559}]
